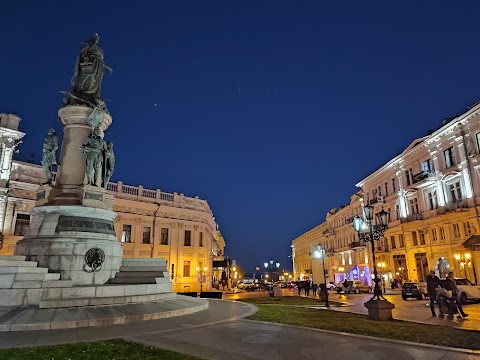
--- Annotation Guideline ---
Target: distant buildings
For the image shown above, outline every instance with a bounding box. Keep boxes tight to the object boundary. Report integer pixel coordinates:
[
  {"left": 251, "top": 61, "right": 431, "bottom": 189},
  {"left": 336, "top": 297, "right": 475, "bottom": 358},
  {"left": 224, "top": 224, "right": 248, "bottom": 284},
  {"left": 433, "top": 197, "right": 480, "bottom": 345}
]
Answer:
[
  {"left": 0, "top": 113, "right": 226, "bottom": 292},
  {"left": 292, "top": 100, "right": 480, "bottom": 287}
]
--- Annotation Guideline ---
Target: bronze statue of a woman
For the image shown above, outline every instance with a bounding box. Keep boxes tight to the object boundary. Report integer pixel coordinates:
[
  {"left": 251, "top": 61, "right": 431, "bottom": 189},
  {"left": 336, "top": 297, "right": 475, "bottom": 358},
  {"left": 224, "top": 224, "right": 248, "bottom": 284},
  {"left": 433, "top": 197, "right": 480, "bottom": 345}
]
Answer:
[{"left": 66, "top": 33, "right": 112, "bottom": 105}]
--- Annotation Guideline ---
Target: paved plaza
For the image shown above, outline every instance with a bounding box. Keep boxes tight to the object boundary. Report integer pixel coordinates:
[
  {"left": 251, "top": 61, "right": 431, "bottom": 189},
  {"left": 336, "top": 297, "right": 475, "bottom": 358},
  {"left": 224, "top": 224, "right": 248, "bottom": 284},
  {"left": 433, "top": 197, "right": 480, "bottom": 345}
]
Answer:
[{"left": 0, "top": 299, "right": 479, "bottom": 360}]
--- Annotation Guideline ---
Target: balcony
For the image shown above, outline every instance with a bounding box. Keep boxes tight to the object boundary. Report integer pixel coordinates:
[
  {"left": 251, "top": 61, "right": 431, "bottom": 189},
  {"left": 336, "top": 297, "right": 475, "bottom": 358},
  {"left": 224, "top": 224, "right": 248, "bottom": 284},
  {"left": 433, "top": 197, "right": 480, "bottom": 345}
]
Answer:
[
  {"left": 400, "top": 213, "right": 423, "bottom": 223},
  {"left": 325, "top": 248, "right": 336, "bottom": 256},
  {"left": 375, "top": 244, "right": 389, "bottom": 253},
  {"left": 323, "top": 229, "right": 335, "bottom": 237},
  {"left": 436, "top": 200, "right": 469, "bottom": 215},
  {"left": 411, "top": 170, "right": 436, "bottom": 187},
  {"left": 349, "top": 241, "right": 367, "bottom": 250}
]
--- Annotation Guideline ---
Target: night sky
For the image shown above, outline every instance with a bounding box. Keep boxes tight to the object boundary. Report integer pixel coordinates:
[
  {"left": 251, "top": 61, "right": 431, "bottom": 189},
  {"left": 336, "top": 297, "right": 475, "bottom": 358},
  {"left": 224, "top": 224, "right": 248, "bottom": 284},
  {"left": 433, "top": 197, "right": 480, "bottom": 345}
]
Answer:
[{"left": 2, "top": 1, "right": 480, "bottom": 273}]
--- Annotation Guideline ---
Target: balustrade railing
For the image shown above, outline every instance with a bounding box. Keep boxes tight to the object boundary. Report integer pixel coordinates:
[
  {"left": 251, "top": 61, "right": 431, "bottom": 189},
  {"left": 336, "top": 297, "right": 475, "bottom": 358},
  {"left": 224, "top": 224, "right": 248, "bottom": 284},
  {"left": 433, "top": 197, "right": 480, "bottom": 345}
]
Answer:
[{"left": 105, "top": 181, "right": 209, "bottom": 213}]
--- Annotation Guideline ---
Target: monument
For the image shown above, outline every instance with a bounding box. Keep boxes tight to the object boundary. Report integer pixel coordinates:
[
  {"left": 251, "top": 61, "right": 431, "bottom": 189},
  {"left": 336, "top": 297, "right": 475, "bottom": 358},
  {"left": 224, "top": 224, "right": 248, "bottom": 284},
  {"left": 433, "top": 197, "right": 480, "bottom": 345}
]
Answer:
[{"left": 0, "top": 35, "right": 208, "bottom": 331}]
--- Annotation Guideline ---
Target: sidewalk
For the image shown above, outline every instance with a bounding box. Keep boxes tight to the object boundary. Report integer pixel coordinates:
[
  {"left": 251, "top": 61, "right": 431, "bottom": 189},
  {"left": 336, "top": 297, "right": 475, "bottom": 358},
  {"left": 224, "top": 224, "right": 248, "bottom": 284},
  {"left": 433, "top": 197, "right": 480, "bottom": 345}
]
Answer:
[{"left": 0, "top": 300, "right": 477, "bottom": 360}]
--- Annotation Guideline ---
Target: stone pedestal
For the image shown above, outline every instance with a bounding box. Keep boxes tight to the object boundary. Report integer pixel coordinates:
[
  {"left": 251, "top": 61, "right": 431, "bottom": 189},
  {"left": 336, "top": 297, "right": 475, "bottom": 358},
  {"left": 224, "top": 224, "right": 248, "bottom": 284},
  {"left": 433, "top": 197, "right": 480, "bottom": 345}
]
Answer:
[
  {"left": 364, "top": 299, "right": 395, "bottom": 320},
  {"left": 15, "top": 104, "right": 120, "bottom": 286},
  {"left": 15, "top": 205, "right": 122, "bottom": 285},
  {"left": 56, "top": 105, "right": 111, "bottom": 187}
]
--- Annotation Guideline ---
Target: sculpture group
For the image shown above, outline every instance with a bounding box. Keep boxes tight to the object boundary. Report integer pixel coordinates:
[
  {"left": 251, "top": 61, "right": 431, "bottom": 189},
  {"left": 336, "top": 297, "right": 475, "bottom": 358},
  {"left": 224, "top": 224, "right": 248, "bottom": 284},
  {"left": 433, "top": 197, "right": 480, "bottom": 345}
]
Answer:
[
  {"left": 81, "top": 130, "right": 115, "bottom": 187},
  {"left": 41, "top": 33, "right": 115, "bottom": 187}
]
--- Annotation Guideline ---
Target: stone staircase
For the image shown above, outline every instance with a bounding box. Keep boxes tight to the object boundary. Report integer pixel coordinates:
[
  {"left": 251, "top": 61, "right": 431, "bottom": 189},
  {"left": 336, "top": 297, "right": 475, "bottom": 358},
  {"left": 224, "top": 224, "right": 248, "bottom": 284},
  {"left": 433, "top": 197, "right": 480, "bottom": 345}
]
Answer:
[
  {"left": 0, "top": 256, "right": 172, "bottom": 308},
  {"left": 0, "top": 255, "right": 73, "bottom": 306},
  {"left": 108, "top": 258, "right": 169, "bottom": 285}
]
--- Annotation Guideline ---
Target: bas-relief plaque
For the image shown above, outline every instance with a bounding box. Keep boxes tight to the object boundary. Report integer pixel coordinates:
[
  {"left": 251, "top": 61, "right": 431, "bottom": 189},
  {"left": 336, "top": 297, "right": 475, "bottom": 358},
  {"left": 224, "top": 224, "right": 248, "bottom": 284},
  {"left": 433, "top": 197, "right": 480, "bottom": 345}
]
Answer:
[
  {"left": 36, "top": 191, "right": 46, "bottom": 200},
  {"left": 56, "top": 216, "right": 115, "bottom": 235},
  {"left": 84, "top": 192, "right": 103, "bottom": 201}
]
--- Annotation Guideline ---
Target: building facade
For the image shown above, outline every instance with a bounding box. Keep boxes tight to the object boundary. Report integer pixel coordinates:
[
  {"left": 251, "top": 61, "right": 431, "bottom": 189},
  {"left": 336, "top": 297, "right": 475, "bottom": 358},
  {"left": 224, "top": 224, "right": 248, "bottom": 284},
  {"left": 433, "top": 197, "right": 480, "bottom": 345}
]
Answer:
[
  {"left": 293, "top": 101, "right": 480, "bottom": 286},
  {"left": 0, "top": 114, "right": 226, "bottom": 293}
]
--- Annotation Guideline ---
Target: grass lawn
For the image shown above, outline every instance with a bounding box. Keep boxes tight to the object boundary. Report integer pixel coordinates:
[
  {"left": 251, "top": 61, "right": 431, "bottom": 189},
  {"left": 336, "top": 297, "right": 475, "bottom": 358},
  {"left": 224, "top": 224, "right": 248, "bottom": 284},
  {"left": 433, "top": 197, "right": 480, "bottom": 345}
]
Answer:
[
  {"left": 241, "top": 299, "right": 480, "bottom": 350},
  {"left": 0, "top": 339, "right": 204, "bottom": 360}
]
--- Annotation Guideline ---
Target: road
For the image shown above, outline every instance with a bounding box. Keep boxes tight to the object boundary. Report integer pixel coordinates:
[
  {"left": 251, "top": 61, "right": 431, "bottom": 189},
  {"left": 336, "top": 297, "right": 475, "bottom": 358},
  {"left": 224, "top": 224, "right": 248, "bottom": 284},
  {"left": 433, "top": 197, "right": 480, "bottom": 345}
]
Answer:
[
  {"left": 224, "top": 287, "right": 480, "bottom": 330},
  {"left": 0, "top": 300, "right": 477, "bottom": 360}
]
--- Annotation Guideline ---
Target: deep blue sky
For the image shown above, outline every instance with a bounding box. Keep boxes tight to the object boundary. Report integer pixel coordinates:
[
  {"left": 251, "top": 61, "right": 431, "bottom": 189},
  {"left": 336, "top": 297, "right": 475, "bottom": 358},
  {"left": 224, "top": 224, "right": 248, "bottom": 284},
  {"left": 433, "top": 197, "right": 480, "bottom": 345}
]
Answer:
[{"left": 2, "top": 1, "right": 480, "bottom": 273}]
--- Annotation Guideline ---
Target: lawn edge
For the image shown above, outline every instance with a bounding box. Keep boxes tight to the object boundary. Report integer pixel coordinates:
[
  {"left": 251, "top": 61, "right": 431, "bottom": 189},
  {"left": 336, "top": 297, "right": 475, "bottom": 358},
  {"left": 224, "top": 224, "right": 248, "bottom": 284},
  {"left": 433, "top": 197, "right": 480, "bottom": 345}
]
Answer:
[{"left": 244, "top": 318, "right": 480, "bottom": 355}]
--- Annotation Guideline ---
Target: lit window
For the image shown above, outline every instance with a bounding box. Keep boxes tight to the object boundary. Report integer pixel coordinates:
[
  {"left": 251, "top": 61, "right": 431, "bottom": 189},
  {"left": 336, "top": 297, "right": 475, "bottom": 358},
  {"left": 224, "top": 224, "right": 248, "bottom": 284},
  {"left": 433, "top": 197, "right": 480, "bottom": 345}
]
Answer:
[{"left": 121, "top": 224, "right": 132, "bottom": 243}]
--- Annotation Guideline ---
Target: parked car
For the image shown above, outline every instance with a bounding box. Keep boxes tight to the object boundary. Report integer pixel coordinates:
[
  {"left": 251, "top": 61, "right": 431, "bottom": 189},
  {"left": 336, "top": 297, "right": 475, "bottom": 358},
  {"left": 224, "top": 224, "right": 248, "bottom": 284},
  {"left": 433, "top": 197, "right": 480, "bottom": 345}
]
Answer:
[
  {"left": 455, "top": 278, "right": 480, "bottom": 304},
  {"left": 327, "top": 281, "right": 336, "bottom": 291},
  {"left": 336, "top": 280, "right": 371, "bottom": 294},
  {"left": 401, "top": 282, "right": 423, "bottom": 300}
]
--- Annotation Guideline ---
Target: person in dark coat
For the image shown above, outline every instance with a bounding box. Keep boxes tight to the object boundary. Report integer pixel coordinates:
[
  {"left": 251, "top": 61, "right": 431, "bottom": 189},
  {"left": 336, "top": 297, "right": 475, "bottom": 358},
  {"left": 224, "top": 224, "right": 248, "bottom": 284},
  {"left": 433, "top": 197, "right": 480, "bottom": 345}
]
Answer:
[
  {"left": 444, "top": 271, "right": 468, "bottom": 318},
  {"left": 426, "top": 270, "right": 440, "bottom": 316},
  {"left": 312, "top": 283, "right": 318, "bottom": 297},
  {"left": 304, "top": 280, "right": 311, "bottom": 296}
]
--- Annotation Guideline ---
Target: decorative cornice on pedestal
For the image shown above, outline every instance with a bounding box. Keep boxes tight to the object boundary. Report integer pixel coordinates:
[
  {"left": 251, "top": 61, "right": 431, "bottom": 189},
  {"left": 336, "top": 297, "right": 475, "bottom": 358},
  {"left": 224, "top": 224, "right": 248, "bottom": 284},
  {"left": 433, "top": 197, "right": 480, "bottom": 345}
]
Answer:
[{"left": 58, "top": 105, "right": 112, "bottom": 134}]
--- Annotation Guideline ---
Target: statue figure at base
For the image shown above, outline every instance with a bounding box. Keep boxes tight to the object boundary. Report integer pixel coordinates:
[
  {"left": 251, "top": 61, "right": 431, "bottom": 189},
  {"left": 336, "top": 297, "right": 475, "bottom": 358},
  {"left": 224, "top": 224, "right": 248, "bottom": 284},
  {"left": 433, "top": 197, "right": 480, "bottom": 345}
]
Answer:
[
  {"left": 65, "top": 33, "right": 112, "bottom": 107},
  {"left": 102, "top": 141, "right": 115, "bottom": 188},
  {"left": 41, "top": 129, "right": 59, "bottom": 184},
  {"left": 81, "top": 129, "right": 104, "bottom": 186}
]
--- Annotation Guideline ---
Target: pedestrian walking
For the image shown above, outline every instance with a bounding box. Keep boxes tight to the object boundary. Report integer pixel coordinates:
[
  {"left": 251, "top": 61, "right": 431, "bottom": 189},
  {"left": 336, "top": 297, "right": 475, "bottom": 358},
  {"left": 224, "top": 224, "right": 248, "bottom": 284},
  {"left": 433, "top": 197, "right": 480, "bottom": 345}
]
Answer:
[
  {"left": 426, "top": 270, "right": 439, "bottom": 317},
  {"left": 312, "top": 283, "right": 318, "bottom": 297}
]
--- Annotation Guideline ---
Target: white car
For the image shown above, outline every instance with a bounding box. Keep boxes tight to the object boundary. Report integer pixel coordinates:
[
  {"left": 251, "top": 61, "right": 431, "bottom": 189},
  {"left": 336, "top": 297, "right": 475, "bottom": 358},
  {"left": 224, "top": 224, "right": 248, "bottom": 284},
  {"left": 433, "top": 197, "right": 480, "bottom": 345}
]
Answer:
[{"left": 455, "top": 278, "right": 480, "bottom": 304}]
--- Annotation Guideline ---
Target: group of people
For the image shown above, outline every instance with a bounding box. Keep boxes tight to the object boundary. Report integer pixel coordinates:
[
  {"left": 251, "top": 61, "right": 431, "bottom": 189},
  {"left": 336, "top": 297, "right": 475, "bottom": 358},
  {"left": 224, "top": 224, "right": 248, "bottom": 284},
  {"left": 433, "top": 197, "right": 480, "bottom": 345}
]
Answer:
[
  {"left": 296, "top": 280, "right": 318, "bottom": 296},
  {"left": 425, "top": 270, "right": 468, "bottom": 320}
]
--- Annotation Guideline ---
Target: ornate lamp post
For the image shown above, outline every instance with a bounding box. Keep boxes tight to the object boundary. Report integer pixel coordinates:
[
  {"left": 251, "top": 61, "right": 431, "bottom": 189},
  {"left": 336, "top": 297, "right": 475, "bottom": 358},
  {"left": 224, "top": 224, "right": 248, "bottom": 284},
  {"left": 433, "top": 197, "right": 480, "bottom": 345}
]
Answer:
[
  {"left": 313, "top": 245, "right": 330, "bottom": 308},
  {"left": 264, "top": 259, "right": 280, "bottom": 296},
  {"left": 454, "top": 252, "right": 476, "bottom": 283},
  {"left": 196, "top": 266, "right": 208, "bottom": 293},
  {"left": 352, "top": 205, "right": 395, "bottom": 320}
]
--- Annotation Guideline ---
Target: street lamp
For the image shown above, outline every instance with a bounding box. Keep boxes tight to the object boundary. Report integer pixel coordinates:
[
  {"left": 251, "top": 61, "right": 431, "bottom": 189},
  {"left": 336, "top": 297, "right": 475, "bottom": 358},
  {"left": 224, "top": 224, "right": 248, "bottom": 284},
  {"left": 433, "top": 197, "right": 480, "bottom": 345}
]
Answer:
[
  {"left": 352, "top": 205, "right": 389, "bottom": 300},
  {"left": 454, "top": 252, "right": 476, "bottom": 283},
  {"left": 313, "top": 245, "right": 330, "bottom": 308},
  {"left": 196, "top": 266, "right": 208, "bottom": 293},
  {"left": 378, "top": 262, "right": 386, "bottom": 293},
  {"left": 264, "top": 259, "right": 280, "bottom": 296},
  {"left": 352, "top": 205, "right": 395, "bottom": 320}
]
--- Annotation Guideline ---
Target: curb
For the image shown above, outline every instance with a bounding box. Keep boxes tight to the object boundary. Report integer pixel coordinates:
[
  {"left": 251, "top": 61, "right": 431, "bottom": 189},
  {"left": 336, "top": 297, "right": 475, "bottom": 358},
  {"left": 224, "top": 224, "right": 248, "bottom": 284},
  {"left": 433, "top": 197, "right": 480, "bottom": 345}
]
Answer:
[
  {"left": 244, "top": 318, "right": 480, "bottom": 355},
  {"left": 0, "top": 301, "right": 209, "bottom": 332}
]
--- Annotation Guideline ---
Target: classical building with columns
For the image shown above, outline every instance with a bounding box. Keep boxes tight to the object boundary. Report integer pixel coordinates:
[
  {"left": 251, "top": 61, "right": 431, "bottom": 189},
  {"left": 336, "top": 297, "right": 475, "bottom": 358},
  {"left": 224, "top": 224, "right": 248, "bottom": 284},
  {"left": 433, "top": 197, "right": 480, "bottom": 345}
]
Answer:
[
  {"left": 0, "top": 113, "right": 225, "bottom": 293},
  {"left": 292, "top": 100, "right": 480, "bottom": 286}
]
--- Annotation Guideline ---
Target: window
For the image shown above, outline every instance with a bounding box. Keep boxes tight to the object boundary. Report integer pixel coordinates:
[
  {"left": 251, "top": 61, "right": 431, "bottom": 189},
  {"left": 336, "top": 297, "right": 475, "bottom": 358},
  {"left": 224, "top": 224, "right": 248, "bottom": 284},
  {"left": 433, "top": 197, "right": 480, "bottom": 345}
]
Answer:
[
  {"left": 419, "top": 230, "right": 426, "bottom": 245},
  {"left": 14, "top": 214, "right": 30, "bottom": 236},
  {"left": 184, "top": 230, "right": 191, "bottom": 246},
  {"left": 476, "top": 132, "right": 480, "bottom": 154},
  {"left": 384, "top": 182, "right": 388, "bottom": 196},
  {"left": 412, "top": 231, "right": 418, "bottom": 246},
  {"left": 390, "top": 236, "right": 396, "bottom": 249},
  {"left": 448, "top": 181, "right": 462, "bottom": 202},
  {"left": 160, "top": 228, "right": 169, "bottom": 245},
  {"left": 431, "top": 228, "right": 438, "bottom": 242},
  {"left": 409, "top": 198, "right": 419, "bottom": 214},
  {"left": 142, "top": 227, "right": 151, "bottom": 244},
  {"left": 444, "top": 147, "right": 456, "bottom": 168},
  {"left": 453, "top": 223, "right": 461, "bottom": 238},
  {"left": 395, "top": 204, "right": 400, "bottom": 220},
  {"left": 427, "top": 190, "right": 438, "bottom": 210},
  {"left": 465, "top": 222, "right": 473, "bottom": 236},
  {"left": 422, "top": 159, "right": 433, "bottom": 173},
  {"left": 399, "top": 234, "right": 404, "bottom": 247},
  {"left": 378, "top": 185, "right": 382, "bottom": 196},
  {"left": 171, "top": 264, "right": 174, "bottom": 279},
  {"left": 121, "top": 224, "right": 132, "bottom": 243},
  {"left": 392, "top": 178, "right": 396, "bottom": 193},
  {"left": 183, "top": 260, "right": 190, "bottom": 277},
  {"left": 199, "top": 232, "right": 203, "bottom": 247},
  {"left": 439, "top": 227, "right": 446, "bottom": 241},
  {"left": 405, "top": 169, "right": 413, "bottom": 186}
]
